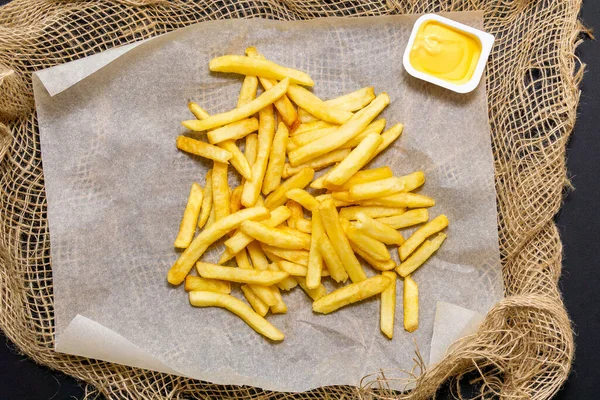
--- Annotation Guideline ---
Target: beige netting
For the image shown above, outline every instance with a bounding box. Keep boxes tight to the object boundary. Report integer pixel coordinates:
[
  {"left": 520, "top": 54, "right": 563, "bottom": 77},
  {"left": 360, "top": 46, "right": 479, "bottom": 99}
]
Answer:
[{"left": 0, "top": 0, "right": 583, "bottom": 398}]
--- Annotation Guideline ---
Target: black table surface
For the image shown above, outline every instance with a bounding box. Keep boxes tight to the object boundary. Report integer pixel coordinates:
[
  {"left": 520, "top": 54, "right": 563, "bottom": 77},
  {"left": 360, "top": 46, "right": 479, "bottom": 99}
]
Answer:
[{"left": 1, "top": 2, "right": 599, "bottom": 399}]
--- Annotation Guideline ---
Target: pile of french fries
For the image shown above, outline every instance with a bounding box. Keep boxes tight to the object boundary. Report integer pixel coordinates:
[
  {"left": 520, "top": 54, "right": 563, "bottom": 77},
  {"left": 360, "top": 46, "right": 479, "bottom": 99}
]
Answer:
[{"left": 168, "top": 47, "right": 449, "bottom": 341}]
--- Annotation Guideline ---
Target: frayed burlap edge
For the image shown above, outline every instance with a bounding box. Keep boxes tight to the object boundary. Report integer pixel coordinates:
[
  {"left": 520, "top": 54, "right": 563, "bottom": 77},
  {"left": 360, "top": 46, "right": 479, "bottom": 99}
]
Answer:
[{"left": 0, "top": 0, "right": 584, "bottom": 398}]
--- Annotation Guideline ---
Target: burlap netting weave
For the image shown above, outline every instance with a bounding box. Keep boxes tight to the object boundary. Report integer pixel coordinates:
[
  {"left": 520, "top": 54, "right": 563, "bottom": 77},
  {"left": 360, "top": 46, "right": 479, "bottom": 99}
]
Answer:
[{"left": 0, "top": 0, "right": 583, "bottom": 398}]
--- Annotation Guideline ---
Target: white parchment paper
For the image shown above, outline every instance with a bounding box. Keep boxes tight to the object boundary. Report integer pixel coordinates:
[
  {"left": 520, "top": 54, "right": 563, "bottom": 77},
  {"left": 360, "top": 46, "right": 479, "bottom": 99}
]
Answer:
[{"left": 34, "top": 13, "right": 503, "bottom": 391}]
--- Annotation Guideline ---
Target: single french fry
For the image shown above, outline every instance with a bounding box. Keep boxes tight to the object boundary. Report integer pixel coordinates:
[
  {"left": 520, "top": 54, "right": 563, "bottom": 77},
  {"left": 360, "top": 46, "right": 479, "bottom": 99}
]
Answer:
[
  {"left": 260, "top": 245, "right": 309, "bottom": 266},
  {"left": 340, "top": 119, "right": 387, "bottom": 149},
  {"left": 306, "top": 210, "right": 323, "bottom": 289},
  {"left": 223, "top": 205, "right": 291, "bottom": 257},
  {"left": 319, "top": 198, "right": 367, "bottom": 283},
  {"left": 345, "top": 224, "right": 391, "bottom": 262},
  {"left": 354, "top": 212, "right": 405, "bottom": 245},
  {"left": 283, "top": 148, "right": 350, "bottom": 178},
  {"left": 350, "top": 241, "right": 396, "bottom": 271},
  {"left": 240, "top": 220, "right": 310, "bottom": 250},
  {"left": 273, "top": 256, "right": 308, "bottom": 276},
  {"left": 217, "top": 140, "right": 252, "bottom": 180},
  {"left": 210, "top": 55, "right": 314, "bottom": 86},
  {"left": 315, "top": 194, "right": 355, "bottom": 208},
  {"left": 296, "top": 276, "right": 327, "bottom": 301},
  {"left": 403, "top": 275, "right": 418, "bottom": 332},
  {"left": 254, "top": 74, "right": 298, "bottom": 129},
  {"left": 323, "top": 133, "right": 382, "bottom": 186},
  {"left": 167, "top": 206, "right": 270, "bottom": 285},
  {"left": 174, "top": 182, "right": 203, "bottom": 249},
  {"left": 366, "top": 123, "right": 404, "bottom": 163},
  {"left": 398, "top": 171, "right": 425, "bottom": 192},
  {"left": 298, "top": 87, "right": 376, "bottom": 123},
  {"left": 348, "top": 177, "right": 405, "bottom": 200},
  {"left": 235, "top": 248, "right": 253, "bottom": 269},
  {"left": 235, "top": 249, "right": 277, "bottom": 306},
  {"left": 397, "top": 233, "right": 447, "bottom": 277},
  {"left": 212, "top": 162, "right": 230, "bottom": 221},
  {"left": 330, "top": 191, "right": 357, "bottom": 203},
  {"left": 184, "top": 275, "right": 231, "bottom": 294},
  {"left": 286, "top": 199, "right": 302, "bottom": 229},
  {"left": 295, "top": 217, "right": 312, "bottom": 234},
  {"left": 377, "top": 209, "right": 430, "bottom": 229},
  {"left": 197, "top": 261, "right": 288, "bottom": 285},
  {"left": 176, "top": 136, "right": 232, "bottom": 163},
  {"left": 291, "top": 126, "right": 338, "bottom": 147},
  {"left": 399, "top": 215, "right": 449, "bottom": 261},
  {"left": 361, "top": 193, "right": 435, "bottom": 208},
  {"left": 237, "top": 75, "right": 259, "bottom": 107},
  {"left": 204, "top": 118, "right": 259, "bottom": 144},
  {"left": 183, "top": 78, "right": 289, "bottom": 132},
  {"left": 286, "top": 140, "right": 299, "bottom": 152},
  {"left": 269, "top": 285, "right": 287, "bottom": 314},
  {"left": 246, "top": 241, "right": 270, "bottom": 271},
  {"left": 287, "top": 84, "right": 353, "bottom": 125},
  {"left": 230, "top": 185, "right": 243, "bottom": 214},
  {"left": 285, "top": 189, "right": 319, "bottom": 212},
  {"left": 288, "top": 93, "right": 390, "bottom": 166},
  {"left": 241, "top": 285, "right": 268, "bottom": 317},
  {"left": 311, "top": 165, "right": 393, "bottom": 190},
  {"left": 205, "top": 206, "right": 216, "bottom": 229},
  {"left": 292, "top": 120, "right": 337, "bottom": 136},
  {"left": 264, "top": 167, "right": 314, "bottom": 209},
  {"left": 268, "top": 262, "right": 298, "bottom": 291},
  {"left": 262, "top": 122, "right": 289, "bottom": 194},
  {"left": 313, "top": 209, "right": 348, "bottom": 283},
  {"left": 188, "top": 102, "right": 210, "bottom": 120},
  {"left": 197, "top": 172, "right": 213, "bottom": 229},
  {"left": 339, "top": 206, "right": 405, "bottom": 220},
  {"left": 241, "top": 105, "right": 275, "bottom": 207},
  {"left": 380, "top": 271, "right": 397, "bottom": 338},
  {"left": 189, "top": 291, "right": 283, "bottom": 341},
  {"left": 244, "top": 133, "right": 258, "bottom": 167},
  {"left": 312, "top": 275, "right": 391, "bottom": 314}
]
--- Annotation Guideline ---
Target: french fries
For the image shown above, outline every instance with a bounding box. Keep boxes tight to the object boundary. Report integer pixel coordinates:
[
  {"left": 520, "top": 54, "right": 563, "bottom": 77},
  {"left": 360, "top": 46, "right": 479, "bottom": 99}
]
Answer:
[
  {"left": 323, "top": 133, "right": 383, "bottom": 186},
  {"left": 237, "top": 75, "right": 258, "bottom": 107},
  {"left": 399, "top": 215, "right": 449, "bottom": 260},
  {"left": 287, "top": 84, "right": 353, "bottom": 125},
  {"left": 354, "top": 212, "right": 405, "bottom": 245},
  {"left": 206, "top": 118, "right": 259, "bottom": 144},
  {"left": 340, "top": 119, "right": 387, "bottom": 149},
  {"left": 264, "top": 167, "right": 314, "bottom": 209},
  {"left": 296, "top": 276, "right": 327, "bottom": 301},
  {"left": 350, "top": 241, "right": 396, "bottom": 271},
  {"left": 197, "top": 262, "right": 289, "bottom": 286},
  {"left": 287, "top": 199, "right": 302, "bottom": 229},
  {"left": 306, "top": 210, "right": 324, "bottom": 289},
  {"left": 380, "top": 271, "right": 396, "bottom": 338},
  {"left": 269, "top": 285, "right": 287, "bottom": 314},
  {"left": 291, "top": 126, "right": 338, "bottom": 148},
  {"left": 339, "top": 206, "right": 405, "bottom": 220},
  {"left": 283, "top": 148, "right": 350, "bottom": 178},
  {"left": 260, "top": 245, "right": 309, "bottom": 266},
  {"left": 188, "top": 101, "right": 210, "bottom": 120},
  {"left": 397, "top": 171, "right": 425, "bottom": 192},
  {"left": 348, "top": 177, "right": 405, "bottom": 200},
  {"left": 189, "top": 291, "right": 284, "bottom": 341},
  {"left": 240, "top": 220, "right": 311, "bottom": 250},
  {"left": 176, "top": 136, "right": 232, "bottom": 163},
  {"left": 241, "top": 285, "right": 268, "bottom": 317},
  {"left": 313, "top": 208, "right": 348, "bottom": 283},
  {"left": 212, "top": 162, "right": 230, "bottom": 221},
  {"left": 209, "top": 55, "right": 314, "bottom": 86},
  {"left": 246, "top": 241, "right": 270, "bottom": 271},
  {"left": 397, "top": 233, "right": 447, "bottom": 277},
  {"left": 403, "top": 276, "right": 418, "bottom": 332},
  {"left": 184, "top": 275, "right": 231, "bottom": 294},
  {"left": 292, "top": 121, "right": 337, "bottom": 136},
  {"left": 174, "top": 182, "right": 203, "bottom": 249},
  {"left": 262, "top": 122, "right": 289, "bottom": 194},
  {"left": 377, "top": 208, "right": 429, "bottom": 229},
  {"left": 218, "top": 140, "right": 252, "bottom": 180},
  {"left": 285, "top": 189, "right": 319, "bottom": 212},
  {"left": 366, "top": 123, "right": 404, "bottom": 163},
  {"left": 361, "top": 192, "right": 435, "bottom": 208},
  {"left": 244, "top": 133, "right": 258, "bottom": 167},
  {"left": 298, "top": 87, "right": 376, "bottom": 123},
  {"left": 311, "top": 165, "right": 393, "bottom": 190},
  {"left": 268, "top": 261, "right": 298, "bottom": 291},
  {"left": 312, "top": 275, "right": 391, "bottom": 314},
  {"left": 344, "top": 224, "right": 391, "bottom": 262},
  {"left": 230, "top": 185, "right": 243, "bottom": 214}
]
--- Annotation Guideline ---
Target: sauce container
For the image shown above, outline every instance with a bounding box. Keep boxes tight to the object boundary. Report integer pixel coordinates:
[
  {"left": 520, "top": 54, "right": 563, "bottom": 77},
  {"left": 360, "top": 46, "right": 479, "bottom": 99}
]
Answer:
[{"left": 403, "top": 14, "right": 494, "bottom": 94}]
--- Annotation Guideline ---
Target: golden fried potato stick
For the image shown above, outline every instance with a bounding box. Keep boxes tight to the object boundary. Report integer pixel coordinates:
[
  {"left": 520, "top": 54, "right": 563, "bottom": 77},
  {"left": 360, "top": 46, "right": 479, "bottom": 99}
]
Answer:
[
  {"left": 183, "top": 78, "right": 289, "bottom": 132},
  {"left": 174, "top": 182, "right": 203, "bottom": 249},
  {"left": 235, "top": 249, "right": 277, "bottom": 306},
  {"left": 244, "top": 133, "right": 258, "bottom": 167},
  {"left": 222, "top": 205, "right": 291, "bottom": 260},
  {"left": 241, "top": 285, "right": 268, "bottom": 317},
  {"left": 311, "top": 165, "right": 393, "bottom": 190},
  {"left": 277, "top": 226, "right": 311, "bottom": 242},
  {"left": 241, "top": 105, "right": 275, "bottom": 207},
  {"left": 296, "top": 276, "right": 327, "bottom": 301},
  {"left": 305, "top": 211, "right": 323, "bottom": 289},
  {"left": 240, "top": 220, "right": 311, "bottom": 250},
  {"left": 197, "top": 261, "right": 289, "bottom": 285},
  {"left": 184, "top": 275, "right": 231, "bottom": 294},
  {"left": 312, "top": 275, "right": 391, "bottom": 314},
  {"left": 310, "top": 209, "right": 347, "bottom": 283},
  {"left": 230, "top": 185, "right": 243, "bottom": 214},
  {"left": 205, "top": 206, "right": 215, "bottom": 229},
  {"left": 234, "top": 247, "right": 253, "bottom": 269},
  {"left": 282, "top": 149, "right": 350, "bottom": 178},
  {"left": 188, "top": 102, "right": 210, "bottom": 120},
  {"left": 292, "top": 121, "right": 337, "bottom": 136},
  {"left": 349, "top": 241, "right": 396, "bottom": 271},
  {"left": 269, "top": 285, "right": 287, "bottom": 314},
  {"left": 339, "top": 206, "right": 405, "bottom": 220},
  {"left": 176, "top": 136, "right": 232, "bottom": 163},
  {"left": 288, "top": 93, "right": 390, "bottom": 166},
  {"left": 267, "top": 261, "right": 298, "bottom": 291},
  {"left": 260, "top": 245, "right": 309, "bottom": 266},
  {"left": 298, "top": 87, "right": 376, "bottom": 122},
  {"left": 314, "top": 194, "right": 355, "bottom": 208},
  {"left": 319, "top": 197, "right": 367, "bottom": 283},
  {"left": 291, "top": 126, "right": 338, "bottom": 147},
  {"left": 323, "top": 133, "right": 383, "bottom": 186},
  {"left": 237, "top": 75, "right": 259, "bottom": 107},
  {"left": 397, "top": 233, "right": 447, "bottom": 277},
  {"left": 286, "top": 199, "right": 302, "bottom": 229},
  {"left": 210, "top": 55, "right": 314, "bottom": 87},
  {"left": 246, "top": 241, "right": 270, "bottom": 271},
  {"left": 361, "top": 193, "right": 435, "bottom": 208},
  {"left": 212, "top": 162, "right": 230, "bottom": 221},
  {"left": 365, "top": 123, "right": 404, "bottom": 163},
  {"left": 295, "top": 217, "right": 312, "bottom": 234},
  {"left": 403, "top": 275, "right": 418, "bottom": 332},
  {"left": 380, "top": 271, "right": 397, "bottom": 338},
  {"left": 217, "top": 140, "right": 252, "bottom": 180},
  {"left": 399, "top": 215, "right": 449, "bottom": 260},
  {"left": 264, "top": 167, "right": 314, "bottom": 209},
  {"left": 206, "top": 118, "right": 259, "bottom": 144},
  {"left": 167, "top": 206, "right": 269, "bottom": 285},
  {"left": 340, "top": 119, "right": 387, "bottom": 149},
  {"left": 287, "top": 84, "right": 353, "bottom": 125},
  {"left": 398, "top": 171, "right": 425, "bottom": 192},
  {"left": 189, "top": 291, "right": 283, "bottom": 341},
  {"left": 285, "top": 189, "right": 319, "bottom": 212},
  {"left": 262, "top": 122, "right": 289, "bottom": 195},
  {"left": 271, "top": 255, "right": 308, "bottom": 276},
  {"left": 345, "top": 224, "right": 391, "bottom": 262},
  {"left": 377, "top": 208, "right": 430, "bottom": 229},
  {"left": 348, "top": 177, "right": 405, "bottom": 201},
  {"left": 354, "top": 212, "right": 405, "bottom": 245}
]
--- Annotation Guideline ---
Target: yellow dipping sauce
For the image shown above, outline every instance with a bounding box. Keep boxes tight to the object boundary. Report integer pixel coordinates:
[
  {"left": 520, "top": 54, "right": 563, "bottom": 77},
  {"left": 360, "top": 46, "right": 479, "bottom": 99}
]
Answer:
[{"left": 409, "top": 20, "right": 482, "bottom": 85}]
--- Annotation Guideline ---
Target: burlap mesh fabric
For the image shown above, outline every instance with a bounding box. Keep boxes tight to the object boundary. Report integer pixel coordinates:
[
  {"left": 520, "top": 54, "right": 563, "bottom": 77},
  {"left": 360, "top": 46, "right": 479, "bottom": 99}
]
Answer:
[{"left": 0, "top": 0, "right": 583, "bottom": 398}]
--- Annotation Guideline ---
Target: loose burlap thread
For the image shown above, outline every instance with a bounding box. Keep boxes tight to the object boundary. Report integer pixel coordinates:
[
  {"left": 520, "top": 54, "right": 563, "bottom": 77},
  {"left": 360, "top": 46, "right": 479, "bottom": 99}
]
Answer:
[{"left": 0, "top": 0, "right": 583, "bottom": 398}]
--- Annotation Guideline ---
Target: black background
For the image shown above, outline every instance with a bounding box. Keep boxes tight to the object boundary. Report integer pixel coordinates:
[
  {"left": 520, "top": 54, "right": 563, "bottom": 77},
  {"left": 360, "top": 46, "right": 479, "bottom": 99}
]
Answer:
[{"left": 1, "top": 2, "right": 598, "bottom": 399}]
